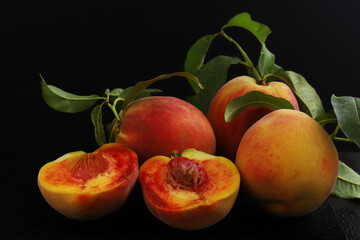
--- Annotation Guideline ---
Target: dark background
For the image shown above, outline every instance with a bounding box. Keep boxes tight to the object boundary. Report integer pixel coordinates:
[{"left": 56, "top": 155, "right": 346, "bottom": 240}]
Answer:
[
  {"left": 1, "top": 1, "right": 360, "bottom": 239},
  {"left": 3, "top": 0, "right": 360, "bottom": 154}
]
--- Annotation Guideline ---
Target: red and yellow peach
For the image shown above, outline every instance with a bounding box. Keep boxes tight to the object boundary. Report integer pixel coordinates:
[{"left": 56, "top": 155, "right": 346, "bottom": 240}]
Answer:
[
  {"left": 207, "top": 76, "right": 299, "bottom": 161},
  {"left": 236, "top": 109, "right": 339, "bottom": 217},
  {"left": 115, "top": 96, "right": 216, "bottom": 164}
]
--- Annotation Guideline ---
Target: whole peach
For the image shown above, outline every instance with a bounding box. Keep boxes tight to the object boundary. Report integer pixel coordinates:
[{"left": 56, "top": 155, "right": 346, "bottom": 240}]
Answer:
[
  {"left": 207, "top": 76, "right": 299, "bottom": 161},
  {"left": 115, "top": 96, "right": 216, "bottom": 164},
  {"left": 236, "top": 109, "right": 339, "bottom": 217}
]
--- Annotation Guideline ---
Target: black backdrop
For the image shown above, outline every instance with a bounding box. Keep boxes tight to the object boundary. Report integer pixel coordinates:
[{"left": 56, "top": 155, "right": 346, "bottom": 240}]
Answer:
[
  {"left": 3, "top": 0, "right": 360, "bottom": 153},
  {"left": 2, "top": 1, "right": 360, "bottom": 239},
  {"left": 3, "top": 0, "right": 360, "bottom": 154}
]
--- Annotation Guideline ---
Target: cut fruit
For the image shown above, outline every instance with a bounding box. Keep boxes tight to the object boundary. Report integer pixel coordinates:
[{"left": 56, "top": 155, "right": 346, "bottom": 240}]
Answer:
[
  {"left": 38, "top": 143, "right": 139, "bottom": 220},
  {"left": 139, "top": 149, "right": 240, "bottom": 230}
]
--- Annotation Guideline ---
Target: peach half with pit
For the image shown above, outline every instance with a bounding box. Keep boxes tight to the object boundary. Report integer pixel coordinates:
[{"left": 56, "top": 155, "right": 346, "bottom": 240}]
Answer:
[
  {"left": 139, "top": 149, "right": 240, "bottom": 230},
  {"left": 37, "top": 143, "right": 139, "bottom": 220}
]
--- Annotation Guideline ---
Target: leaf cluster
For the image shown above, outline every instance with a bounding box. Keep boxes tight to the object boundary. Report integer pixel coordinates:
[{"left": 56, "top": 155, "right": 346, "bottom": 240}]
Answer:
[
  {"left": 40, "top": 72, "right": 201, "bottom": 147},
  {"left": 40, "top": 12, "right": 360, "bottom": 200},
  {"left": 183, "top": 12, "right": 360, "bottom": 199}
]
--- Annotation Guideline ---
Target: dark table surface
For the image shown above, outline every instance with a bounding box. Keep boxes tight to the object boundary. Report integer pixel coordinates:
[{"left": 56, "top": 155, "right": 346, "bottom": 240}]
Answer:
[{"left": 2, "top": 148, "right": 359, "bottom": 240}]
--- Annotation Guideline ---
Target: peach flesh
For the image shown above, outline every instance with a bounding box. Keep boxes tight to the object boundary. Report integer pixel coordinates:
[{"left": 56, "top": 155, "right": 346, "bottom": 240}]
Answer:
[
  {"left": 236, "top": 109, "right": 339, "bottom": 217},
  {"left": 139, "top": 149, "right": 240, "bottom": 230},
  {"left": 115, "top": 96, "right": 216, "bottom": 164},
  {"left": 38, "top": 143, "right": 139, "bottom": 220},
  {"left": 207, "top": 76, "right": 299, "bottom": 161}
]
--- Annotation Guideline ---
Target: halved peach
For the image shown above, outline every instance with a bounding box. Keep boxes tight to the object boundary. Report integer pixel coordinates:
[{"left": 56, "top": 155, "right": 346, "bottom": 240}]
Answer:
[
  {"left": 38, "top": 143, "right": 139, "bottom": 220},
  {"left": 139, "top": 149, "right": 240, "bottom": 230}
]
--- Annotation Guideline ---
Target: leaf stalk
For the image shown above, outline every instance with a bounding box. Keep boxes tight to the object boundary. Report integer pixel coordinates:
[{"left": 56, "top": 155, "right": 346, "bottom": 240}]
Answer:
[
  {"left": 330, "top": 124, "right": 340, "bottom": 138},
  {"left": 219, "top": 29, "right": 261, "bottom": 82},
  {"left": 329, "top": 124, "right": 354, "bottom": 143},
  {"left": 106, "top": 98, "right": 122, "bottom": 122},
  {"left": 332, "top": 137, "right": 354, "bottom": 143}
]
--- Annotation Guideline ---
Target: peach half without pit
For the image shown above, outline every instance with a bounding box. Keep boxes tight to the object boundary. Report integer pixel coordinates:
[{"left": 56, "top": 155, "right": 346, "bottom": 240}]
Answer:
[
  {"left": 139, "top": 149, "right": 240, "bottom": 230},
  {"left": 37, "top": 143, "right": 139, "bottom": 220}
]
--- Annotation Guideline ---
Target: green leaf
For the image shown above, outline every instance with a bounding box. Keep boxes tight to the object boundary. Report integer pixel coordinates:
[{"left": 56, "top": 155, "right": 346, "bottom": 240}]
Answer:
[
  {"left": 224, "top": 12, "right": 271, "bottom": 44},
  {"left": 107, "top": 88, "right": 124, "bottom": 102},
  {"left": 106, "top": 119, "right": 116, "bottom": 141},
  {"left": 331, "top": 161, "right": 360, "bottom": 199},
  {"left": 270, "top": 71, "right": 325, "bottom": 119},
  {"left": 184, "top": 35, "right": 216, "bottom": 93},
  {"left": 187, "top": 55, "right": 240, "bottom": 114},
  {"left": 108, "top": 119, "right": 121, "bottom": 143},
  {"left": 331, "top": 95, "right": 360, "bottom": 148},
  {"left": 121, "top": 87, "right": 162, "bottom": 109},
  {"left": 91, "top": 102, "right": 106, "bottom": 146},
  {"left": 143, "top": 88, "right": 163, "bottom": 95},
  {"left": 108, "top": 88, "right": 124, "bottom": 96},
  {"left": 116, "top": 86, "right": 163, "bottom": 111},
  {"left": 40, "top": 75, "right": 103, "bottom": 113},
  {"left": 122, "top": 72, "right": 201, "bottom": 111},
  {"left": 257, "top": 43, "right": 282, "bottom": 77},
  {"left": 224, "top": 91, "right": 295, "bottom": 123}
]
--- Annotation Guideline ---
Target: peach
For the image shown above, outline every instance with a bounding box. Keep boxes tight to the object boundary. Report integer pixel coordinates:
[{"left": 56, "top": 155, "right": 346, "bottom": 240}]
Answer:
[
  {"left": 115, "top": 96, "right": 216, "bottom": 164},
  {"left": 37, "top": 143, "right": 139, "bottom": 220},
  {"left": 139, "top": 148, "right": 240, "bottom": 230},
  {"left": 236, "top": 109, "right": 339, "bottom": 217},
  {"left": 207, "top": 76, "right": 299, "bottom": 161}
]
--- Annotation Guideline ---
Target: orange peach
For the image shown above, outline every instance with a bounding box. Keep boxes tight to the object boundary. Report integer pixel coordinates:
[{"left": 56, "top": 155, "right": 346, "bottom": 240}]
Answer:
[
  {"left": 207, "top": 76, "right": 299, "bottom": 161},
  {"left": 37, "top": 143, "right": 139, "bottom": 220},
  {"left": 115, "top": 96, "right": 216, "bottom": 164},
  {"left": 236, "top": 109, "right": 339, "bottom": 217},
  {"left": 139, "top": 149, "right": 240, "bottom": 230}
]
